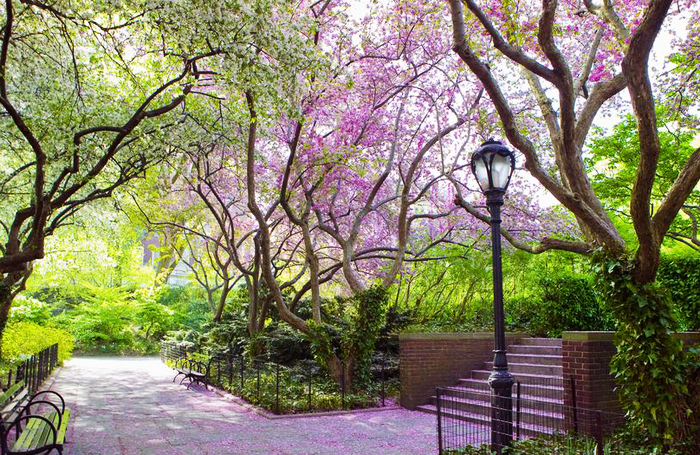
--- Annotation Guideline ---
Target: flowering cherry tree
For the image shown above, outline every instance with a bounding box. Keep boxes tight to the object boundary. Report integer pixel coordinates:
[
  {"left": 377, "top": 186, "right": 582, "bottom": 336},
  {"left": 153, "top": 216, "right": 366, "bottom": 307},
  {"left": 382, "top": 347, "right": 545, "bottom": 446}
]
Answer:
[{"left": 447, "top": 0, "right": 700, "bottom": 440}]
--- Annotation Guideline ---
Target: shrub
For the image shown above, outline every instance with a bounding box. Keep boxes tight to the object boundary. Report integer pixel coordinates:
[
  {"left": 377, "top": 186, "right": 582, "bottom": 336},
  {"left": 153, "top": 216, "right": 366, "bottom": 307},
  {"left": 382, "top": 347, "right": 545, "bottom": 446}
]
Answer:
[
  {"left": 657, "top": 256, "right": 700, "bottom": 330},
  {"left": 443, "top": 430, "right": 687, "bottom": 454},
  {"left": 3, "top": 322, "right": 74, "bottom": 364},
  {"left": 59, "top": 296, "right": 138, "bottom": 353},
  {"left": 520, "top": 275, "right": 613, "bottom": 337},
  {"left": 8, "top": 295, "right": 52, "bottom": 324}
]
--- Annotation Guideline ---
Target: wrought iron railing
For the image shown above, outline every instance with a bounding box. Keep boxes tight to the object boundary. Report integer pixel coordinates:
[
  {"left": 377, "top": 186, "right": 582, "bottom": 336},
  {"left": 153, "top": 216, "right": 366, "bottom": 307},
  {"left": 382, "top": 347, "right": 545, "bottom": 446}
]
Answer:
[
  {"left": 3, "top": 343, "right": 59, "bottom": 393},
  {"left": 160, "top": 341, "right": 393, "bottom": 415},
  {"left": 436, "top": 376, "right": 626, "bottom": 454}
]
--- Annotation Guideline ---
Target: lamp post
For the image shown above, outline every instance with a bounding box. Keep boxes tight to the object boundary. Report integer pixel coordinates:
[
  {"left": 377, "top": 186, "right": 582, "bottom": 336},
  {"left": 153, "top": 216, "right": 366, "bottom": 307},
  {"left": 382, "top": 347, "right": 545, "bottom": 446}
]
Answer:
[{"left": 470, "top": 139, "right": 516, "bottom": 452}]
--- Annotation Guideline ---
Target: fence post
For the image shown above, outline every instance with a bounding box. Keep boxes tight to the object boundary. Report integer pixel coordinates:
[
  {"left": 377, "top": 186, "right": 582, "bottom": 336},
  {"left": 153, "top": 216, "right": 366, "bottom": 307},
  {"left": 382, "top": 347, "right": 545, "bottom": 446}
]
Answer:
[
  {"left": 275, "top": 364, "right": 280, "bottom": 415},
  {"left": 228, "top": 353, "right": 233, "bottom": 390},
  {"left": 381, "top": 354, "right": 386, "bottom": 407},
  {"left": 33, "top": 354, "right": 38, "bottom": 391},
  {"left": 341, "top": 361, "right": 345, "bottom": 410},
  {"left": 516, "top": 381, "right": 521, "bottom": 440},
  {"left": 436, "top": 388, "right": 443, "bottom": 455},
  {"left": 29, "top": 355, "right": 34, "bottom": 391},
  {"left": 595, "top": 411, "right": 603, "bottom": 455},
  {"left": 6, "top": 369, "right": 11, "bottom": 389},
  {"left": 308, "top": 371, "right": 312, "bottom": 412},
  {"left": 38, "top": 350, "right": 43, "bottom": 384},
  {"left": 217, "top": 357, "right": 221, "bottom": 384},
  {"left": 571, "top": 377, "right": 579, "bottom": 434},
  {"left": 240, "top": 359, "right": 244, "bottom": 392},
  {"left": 257, "top": 361, "right": 261, "bottom": 402}
]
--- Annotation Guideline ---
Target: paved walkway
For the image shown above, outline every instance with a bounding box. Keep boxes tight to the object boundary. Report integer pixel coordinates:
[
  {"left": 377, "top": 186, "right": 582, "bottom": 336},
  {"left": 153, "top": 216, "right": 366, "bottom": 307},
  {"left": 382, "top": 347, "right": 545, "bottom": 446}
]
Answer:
[{"left": 50, "top": 357, "right": 437, "bottom": 455}]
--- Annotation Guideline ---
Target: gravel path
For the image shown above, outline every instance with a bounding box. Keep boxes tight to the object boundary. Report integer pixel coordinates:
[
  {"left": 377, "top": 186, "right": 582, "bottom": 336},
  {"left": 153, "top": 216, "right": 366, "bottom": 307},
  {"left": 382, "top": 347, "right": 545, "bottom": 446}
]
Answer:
[{"left": 50, "top": 357, "right": 437, "bottom": 455}]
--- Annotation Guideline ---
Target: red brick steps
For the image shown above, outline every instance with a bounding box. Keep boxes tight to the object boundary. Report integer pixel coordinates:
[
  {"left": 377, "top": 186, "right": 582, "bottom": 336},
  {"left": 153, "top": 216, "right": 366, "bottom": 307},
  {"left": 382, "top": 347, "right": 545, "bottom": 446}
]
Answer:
[{"left": 416, "top": 338, "right": 564, "bottom": 433}]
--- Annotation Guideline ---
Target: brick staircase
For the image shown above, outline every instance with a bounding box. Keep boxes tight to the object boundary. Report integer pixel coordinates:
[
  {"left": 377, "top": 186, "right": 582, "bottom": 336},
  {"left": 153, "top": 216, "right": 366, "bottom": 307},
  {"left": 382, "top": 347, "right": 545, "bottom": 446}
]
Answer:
[{"left": 416, "top": 338, "right": 564, "bottom": 437}]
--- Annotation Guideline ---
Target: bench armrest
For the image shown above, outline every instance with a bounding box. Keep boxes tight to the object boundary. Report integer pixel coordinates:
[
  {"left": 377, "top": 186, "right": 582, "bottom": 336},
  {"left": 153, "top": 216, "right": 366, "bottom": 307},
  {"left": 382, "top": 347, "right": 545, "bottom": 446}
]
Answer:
[
  {"left": 29, "top": 390, "right": 66, "bottom": 414},
  {"left": 21, "top": 400, "right": 62, "bottom": 432}
]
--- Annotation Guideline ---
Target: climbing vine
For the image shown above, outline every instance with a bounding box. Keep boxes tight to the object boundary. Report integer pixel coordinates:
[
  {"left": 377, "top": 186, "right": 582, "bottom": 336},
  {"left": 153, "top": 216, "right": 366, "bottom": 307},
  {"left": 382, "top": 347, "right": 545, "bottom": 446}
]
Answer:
[
  {"left": 307, "top": 286, "right": 387, "bottom": 387},
  {"left": 591, "top": 253, "right": 698, "bottom": 446}
]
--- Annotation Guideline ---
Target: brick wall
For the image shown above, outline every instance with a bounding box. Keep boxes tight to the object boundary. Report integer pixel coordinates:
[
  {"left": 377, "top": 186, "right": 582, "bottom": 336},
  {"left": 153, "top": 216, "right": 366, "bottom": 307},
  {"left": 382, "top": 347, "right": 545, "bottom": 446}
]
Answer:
[
  {"left": 399, "top": 332, "right": 525, "bottom": 409},
  {"left": 562, "top": 331, "right": 620, "bottom": 432},
  {"left": 562, "top": 331, "right": 700, "bottom": 433}
]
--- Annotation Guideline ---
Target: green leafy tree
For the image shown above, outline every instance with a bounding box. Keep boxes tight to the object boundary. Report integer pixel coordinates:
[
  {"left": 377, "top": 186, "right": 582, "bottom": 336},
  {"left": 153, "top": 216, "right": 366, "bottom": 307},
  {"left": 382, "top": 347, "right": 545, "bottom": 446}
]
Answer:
[
  {"left": 586, "top": 110, "right": 699, "bottom": 252},
  {"left": 0, "top": 0, "right": 215, "bottom": 354}
]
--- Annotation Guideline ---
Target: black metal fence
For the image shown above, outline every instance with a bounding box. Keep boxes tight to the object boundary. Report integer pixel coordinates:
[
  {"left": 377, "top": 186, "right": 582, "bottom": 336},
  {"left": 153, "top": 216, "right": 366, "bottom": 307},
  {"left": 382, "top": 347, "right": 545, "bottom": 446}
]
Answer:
[
  {"left": 436, "top": 376, "right": 625, "bottom": 454},
  {"left": 3, "top": 343, "right": 59, "bottom": 393},
  {"left": 161, "top": 341, "right": 392, "bottom": 415}
]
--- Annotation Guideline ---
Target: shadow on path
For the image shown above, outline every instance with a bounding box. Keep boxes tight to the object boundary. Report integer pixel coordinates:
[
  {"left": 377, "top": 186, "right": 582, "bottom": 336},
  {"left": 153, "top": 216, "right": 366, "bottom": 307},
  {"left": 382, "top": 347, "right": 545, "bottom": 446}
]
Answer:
[{"left": 51, "top": 357, "right": 437, "bottom": 455}]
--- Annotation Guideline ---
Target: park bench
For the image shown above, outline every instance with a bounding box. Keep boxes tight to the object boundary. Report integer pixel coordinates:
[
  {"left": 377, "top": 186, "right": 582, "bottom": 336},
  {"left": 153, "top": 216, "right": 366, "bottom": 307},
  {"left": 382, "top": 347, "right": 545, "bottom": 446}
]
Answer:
[
  {"left": 172, "top": 357, "right": 209, "bottom": 390},
  {"left": 0, "top": 380, "right": 70, "bottom": 455}
]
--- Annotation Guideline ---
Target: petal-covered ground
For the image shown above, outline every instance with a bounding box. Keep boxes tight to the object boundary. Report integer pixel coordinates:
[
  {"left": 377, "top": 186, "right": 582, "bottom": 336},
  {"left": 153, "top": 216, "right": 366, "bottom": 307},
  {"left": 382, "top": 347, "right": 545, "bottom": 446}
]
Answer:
[{"left": 51, "top": 357, "right": 438, "bottom": 455}]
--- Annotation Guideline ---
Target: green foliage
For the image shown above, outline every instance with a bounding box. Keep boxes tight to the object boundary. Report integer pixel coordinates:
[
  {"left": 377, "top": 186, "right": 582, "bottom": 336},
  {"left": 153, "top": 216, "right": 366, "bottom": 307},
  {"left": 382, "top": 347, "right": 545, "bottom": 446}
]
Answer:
[
  {"left": 394, "top": 246, "right": 494, "bottom": 326},
  {"left": 8, "top": 295, "right": 52, "bottom": 324},
  {"left": 56, "top": 289, "right": 139, "bottom": 353},
  {"left": 657, "top": 256, "right": 700, "bottom": 330},
  {"left": 443, "top": 430, "right": 686, "bottom": 455},
  {"left": 307, "top": 286, "right": 388, "bottom": 387},
  {"left": 206, "top": 359, "right": 380, "bottom": 414},
  {"left": 591, "top": 252, "right": 697, "bottom": 446},
  {"left": 343, "top": 286, "right": 387, "bottom": 385},
  {"left": 513, "top": 275, "right": 614, "bottom": 337},
  {"left": 2, "top": 322, "right": 74, "bottom": 364},
  {"left": 586, "top": 110, "right": 699, "bottom": 250}
]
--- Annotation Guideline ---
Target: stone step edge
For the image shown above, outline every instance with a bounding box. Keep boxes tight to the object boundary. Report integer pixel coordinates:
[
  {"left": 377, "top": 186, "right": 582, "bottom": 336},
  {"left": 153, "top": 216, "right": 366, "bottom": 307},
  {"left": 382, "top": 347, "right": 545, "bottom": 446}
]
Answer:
[
  {"left": 470, "top": 370, "right": 562, "bottom": 381},
  {"left": 506, "top": 352, "right": 564, "bottom": 359},
  {"left": 456, "top": 379, "right": 564, "bottom": 391},
  {"left": 432, "top": 396, "right": 565, "bottom": 419},
  {"left": 484, "top": 362, "right": 563, "bottom": 368},
  {"left": 439, "top": 387, "right": 564, "bottom": 404},
  {"left": 416, "top": 405, "right": 563, "bottom": 433}
]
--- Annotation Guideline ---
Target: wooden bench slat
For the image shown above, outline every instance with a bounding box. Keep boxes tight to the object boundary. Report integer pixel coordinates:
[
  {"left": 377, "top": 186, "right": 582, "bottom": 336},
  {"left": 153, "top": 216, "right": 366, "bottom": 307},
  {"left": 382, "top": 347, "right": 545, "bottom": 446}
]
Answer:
[
  {"left": 57, "top": 408, "right": 71, "bottom": 443},
  {"left": 28, "top": 414, "right": 53, "bottom": 449},
  {"left": 1, "top": 388, "right": 28, "bottom": 423},
  {"left": 0, "top": 381, "right": 25, "bottom": 406},
  {"left": 13, "top": 417, "right": 43, "bottom": 449},
  {"left": 11, "top": 412, "right": 61, "bottom": 450},
  {"left": 34, "top": 416, "right": 53, "bottom": 448},
  {"left": 41, "top": 411, "right": 62, "bottom": 446}
]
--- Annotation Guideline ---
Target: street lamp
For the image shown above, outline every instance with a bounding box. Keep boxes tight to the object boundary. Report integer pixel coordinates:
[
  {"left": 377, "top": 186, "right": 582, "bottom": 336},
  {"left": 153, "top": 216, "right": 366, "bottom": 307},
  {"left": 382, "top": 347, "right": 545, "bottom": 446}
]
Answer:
[{"left": 470, "top": 139, "right": 516, "bottom": 452}]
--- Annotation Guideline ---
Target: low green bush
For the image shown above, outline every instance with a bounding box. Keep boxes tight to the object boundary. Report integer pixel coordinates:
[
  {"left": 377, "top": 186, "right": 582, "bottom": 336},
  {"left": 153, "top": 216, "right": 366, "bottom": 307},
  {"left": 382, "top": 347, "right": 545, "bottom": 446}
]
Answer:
[
  {"left": 657, "top": 256, "right": 700, "bottom": 330},
  {"left": 443, "top": 430, "right": 687, "bottom": 455},
  {"left": 8, "top": 295, "right": 52, "bottom": 324},
  {"left": 3, "top": 322, "right": 74, "bottom": 364},
  {"left": 525, "top": 275, "right": 614, "bottom": 337},
  {"left": 210, "top": 361, "right": 381, "bottom": 414}
]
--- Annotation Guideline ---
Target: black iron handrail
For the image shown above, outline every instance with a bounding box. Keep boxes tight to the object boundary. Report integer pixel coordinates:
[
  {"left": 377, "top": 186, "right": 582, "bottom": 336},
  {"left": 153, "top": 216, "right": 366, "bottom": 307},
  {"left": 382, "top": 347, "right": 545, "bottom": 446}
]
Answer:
[
  {"left": 3, "top": 344, "right": 59, "bottom": 393},
  {"left": 160, "top": 341, "right": 390, "bottom": 415}
]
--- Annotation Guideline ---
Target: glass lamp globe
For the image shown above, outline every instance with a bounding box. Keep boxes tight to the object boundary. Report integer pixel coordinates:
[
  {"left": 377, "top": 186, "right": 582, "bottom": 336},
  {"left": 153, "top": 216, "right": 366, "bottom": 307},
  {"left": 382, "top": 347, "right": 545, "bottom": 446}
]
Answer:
[{"left": 470, "top": 139, "right": 516, "bottom": 193}]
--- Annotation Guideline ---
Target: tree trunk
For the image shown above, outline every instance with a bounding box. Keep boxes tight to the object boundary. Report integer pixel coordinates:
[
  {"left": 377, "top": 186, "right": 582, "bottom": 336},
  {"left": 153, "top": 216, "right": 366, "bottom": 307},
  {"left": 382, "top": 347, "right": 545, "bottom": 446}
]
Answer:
[
  {"left": 213, "top": 279, "right": 231, "bottom": 323},
  {"left": 327, "top": 354, "right": 355, "bottom": 391},
  {"left": 596, "top": 256, "right": 690, "bottom": 441},
  {"left": 0, "top": 272, "right": 25, "bottom": 358},
  {"left": 0, "top": 281, "right": 12, "bottom": 359}
]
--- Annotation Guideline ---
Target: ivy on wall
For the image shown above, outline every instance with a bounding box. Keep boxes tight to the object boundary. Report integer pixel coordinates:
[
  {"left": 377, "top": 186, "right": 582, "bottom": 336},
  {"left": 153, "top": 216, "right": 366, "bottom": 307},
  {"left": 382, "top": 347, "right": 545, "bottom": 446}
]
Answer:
[{"left": 592, "top": 253, "right": 699, "bottom": 447}]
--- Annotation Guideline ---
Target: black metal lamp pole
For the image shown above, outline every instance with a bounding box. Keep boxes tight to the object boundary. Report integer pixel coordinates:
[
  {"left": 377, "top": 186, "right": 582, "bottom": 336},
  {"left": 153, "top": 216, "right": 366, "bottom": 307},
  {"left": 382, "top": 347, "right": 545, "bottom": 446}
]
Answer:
[{"left": 470, "top": 140, "right": 516, "bottom": 453}]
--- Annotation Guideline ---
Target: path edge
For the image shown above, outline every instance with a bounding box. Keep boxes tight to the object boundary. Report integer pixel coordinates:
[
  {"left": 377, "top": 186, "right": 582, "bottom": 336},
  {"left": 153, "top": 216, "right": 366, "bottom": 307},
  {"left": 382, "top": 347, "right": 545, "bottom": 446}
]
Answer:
[{"left": 209, "top": 386, "right": 402, "bottom": 420}]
